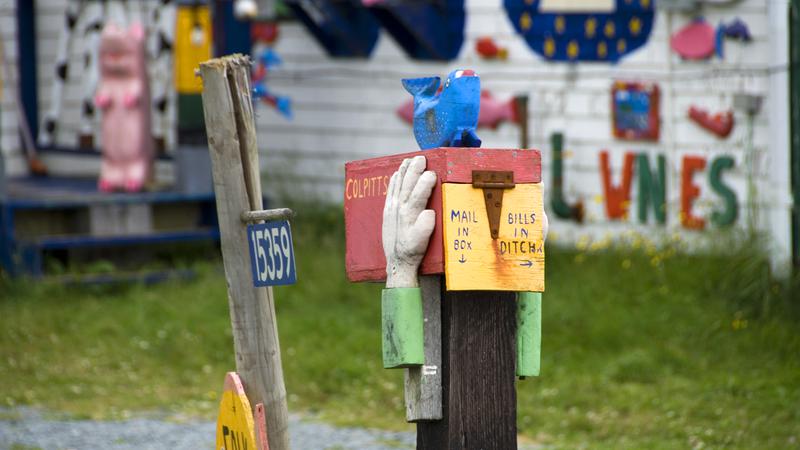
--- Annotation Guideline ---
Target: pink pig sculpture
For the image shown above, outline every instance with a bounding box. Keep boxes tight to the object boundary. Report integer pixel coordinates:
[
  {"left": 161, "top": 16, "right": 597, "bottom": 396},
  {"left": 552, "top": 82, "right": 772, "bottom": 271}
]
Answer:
[{"left": 94, "top": 22, "right": 153, "bottom": 192}]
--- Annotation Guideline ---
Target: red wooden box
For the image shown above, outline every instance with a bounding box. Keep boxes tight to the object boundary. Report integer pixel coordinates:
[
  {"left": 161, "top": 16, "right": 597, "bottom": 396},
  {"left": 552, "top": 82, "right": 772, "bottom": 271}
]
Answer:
[{"left": 344, "top": 147, "right": 541, "bottom": 282}]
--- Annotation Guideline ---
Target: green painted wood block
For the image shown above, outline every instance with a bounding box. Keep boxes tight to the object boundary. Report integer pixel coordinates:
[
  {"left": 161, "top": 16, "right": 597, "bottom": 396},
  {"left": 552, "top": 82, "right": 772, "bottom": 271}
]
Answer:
[
  {"left": 382, "top": 288, "right": 424, "bottom": 369},
  {"left": 517, "top": 292, "right": 542, "bottom": 377},
  {"left": 178, "top": 94, "right": 206, "bottom": 131}
]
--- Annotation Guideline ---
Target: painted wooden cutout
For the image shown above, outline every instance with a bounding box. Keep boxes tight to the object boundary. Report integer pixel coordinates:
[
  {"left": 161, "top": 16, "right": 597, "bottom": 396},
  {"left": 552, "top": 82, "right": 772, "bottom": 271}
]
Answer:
[
  {"left": 175, "top": 4, "right": 212, "bottom": 94},
  {"left": 364, "top": 0, "right": 465, "bottom": 61},
  {"left": 599, "top": 151, "right": 635, "bottom": 220},
  {"left": 475, "top": 37, "right": 508, "bottom": 60},
  {"left": 611, "top": 81, "right": 660, "bottom": 141},
  {"left": 216, "top": 372, "right": 259, "bottom": 450},
  {"left": 402, "top": 70, "right": 481, "bottom": 150},
  {"left": 504, "top": 0, "right": 655, "bottom": 62},
  {"left": 549, "top": 132, "right": 584, "bottom": 222},
  {"left": 397, "top": 90, "right": 518, "bottom": 131},
  {"left": 709, "top": 156, "right": 738, "bottom": 227},
  {"left": 681, "top": 155, "right": 706, "bottom": 230},
  {"left": 636, "top": 154, "right": 667, "bottom": 225},
  {"left": 442, "top": 183, "right": 545, "bottom": 292},
  {"left": 284, "top": 0, "right": 379, "bottom": 58},
  {"left": 688, "top": 106, "right": 734, "bottom": 138},
  {"left": 670, "top": 17, "right": 716, "bottom": 60},
  {"left": 715, "top": 18, "right": 751, "bottom": 58},
  {"left": 344, "top": 147, "right": 541, "bottom": 283},
  {"left": 252, "top": 47, "right": 292, "bottom": 119},
  {"left": 95, "top": 22, "right": 153, "bottom": 192}
]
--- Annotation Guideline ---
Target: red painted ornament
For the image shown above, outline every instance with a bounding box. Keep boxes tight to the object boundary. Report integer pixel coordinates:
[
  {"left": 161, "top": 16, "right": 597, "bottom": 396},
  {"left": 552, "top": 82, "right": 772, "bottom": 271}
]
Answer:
[
  {"left": 688, "top": 106, "right": 734, "bottom": 138},
  {"left": 251, "top": 22, "right": 279, "bottom": 44},
  {"left": 671, "top": 18, "right": 716, "bottom": 60},
  {"left": 475, "top": 37, "right": 508, "bottom": 60}
]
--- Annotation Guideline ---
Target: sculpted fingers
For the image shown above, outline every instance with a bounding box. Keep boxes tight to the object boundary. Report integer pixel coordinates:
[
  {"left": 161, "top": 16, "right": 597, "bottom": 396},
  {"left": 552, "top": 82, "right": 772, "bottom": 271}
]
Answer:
[
  {"left": 406, "top": 170, "right": 437, "bottom": 217},
  {"left": 399, "top": 155, "right": 427, "bottom": 203},
  {"left": 384, "top": 171, "right": 399, "bottom": 215},
  {"left": 408, "top": 209, "right": 436, "bottom": 255}
]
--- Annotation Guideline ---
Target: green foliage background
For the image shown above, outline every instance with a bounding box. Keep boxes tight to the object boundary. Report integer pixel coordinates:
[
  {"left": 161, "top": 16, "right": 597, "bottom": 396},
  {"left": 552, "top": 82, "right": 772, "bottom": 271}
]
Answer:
[{"left": 1, "top": 205, "right": 798, "bottom": 449}]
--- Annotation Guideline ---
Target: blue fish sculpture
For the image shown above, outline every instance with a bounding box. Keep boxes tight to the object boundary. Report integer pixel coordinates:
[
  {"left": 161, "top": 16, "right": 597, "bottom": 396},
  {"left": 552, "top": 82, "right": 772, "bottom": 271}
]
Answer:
[{"left": 402, "top": 69, "right": 481, "bottom": 150}]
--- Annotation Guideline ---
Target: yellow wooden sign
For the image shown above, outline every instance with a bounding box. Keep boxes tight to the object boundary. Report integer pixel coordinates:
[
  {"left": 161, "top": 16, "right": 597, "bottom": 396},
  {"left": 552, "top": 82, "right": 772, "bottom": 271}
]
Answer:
[
  {"left": 442, "top": 183, "right": 545, "bottom": 292},
  {"left": 216, "top": 372, "right": 258, "bottom": 450},
  {"left": 175, "top": 5, "right": 212, "bottom": 94}
]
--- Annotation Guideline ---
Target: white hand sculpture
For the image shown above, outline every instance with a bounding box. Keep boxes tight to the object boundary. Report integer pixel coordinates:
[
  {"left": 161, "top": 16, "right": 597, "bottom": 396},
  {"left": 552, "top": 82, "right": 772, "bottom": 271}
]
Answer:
[{"left": 382, "top": 155, "right": 437, "bottom": 288}]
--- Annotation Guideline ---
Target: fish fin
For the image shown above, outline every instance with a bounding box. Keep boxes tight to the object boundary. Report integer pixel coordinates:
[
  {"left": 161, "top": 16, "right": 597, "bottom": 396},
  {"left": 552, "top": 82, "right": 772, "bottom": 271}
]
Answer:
[
  {"left": 464, "top": 128, "right": 482, "bottom": 148},
  {"left": 451, "top": 128, "right": 482, "bottom": 148},
  {"left": 402, "top": 77, "right": 441, "bottom": 98}
]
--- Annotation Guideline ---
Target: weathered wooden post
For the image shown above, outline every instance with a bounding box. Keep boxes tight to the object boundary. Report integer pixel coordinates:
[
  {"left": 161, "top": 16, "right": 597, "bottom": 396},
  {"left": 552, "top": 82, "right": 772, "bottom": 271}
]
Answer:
[{"left": 200, "top": 54, "right": 291, "bottom": 450}]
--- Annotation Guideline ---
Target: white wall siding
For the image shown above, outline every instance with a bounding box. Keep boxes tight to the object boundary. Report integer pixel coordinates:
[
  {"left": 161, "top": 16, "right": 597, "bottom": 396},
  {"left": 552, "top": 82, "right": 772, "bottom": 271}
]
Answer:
[
  {"left": 259, "top": 0, "right": 791, "bottom": 269},
  {"left": 0, "top": 0, "right": 23, "bottom": 177}
]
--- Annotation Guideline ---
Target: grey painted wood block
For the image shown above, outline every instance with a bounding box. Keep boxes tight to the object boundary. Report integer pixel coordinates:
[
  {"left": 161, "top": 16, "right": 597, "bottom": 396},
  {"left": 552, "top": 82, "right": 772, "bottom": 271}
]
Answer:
[
  {"left": 404, "top": 275, "right": 443, "bottom": 422},
  {"left": 89, "top": 203, "right": 153, "bottom": 236}
]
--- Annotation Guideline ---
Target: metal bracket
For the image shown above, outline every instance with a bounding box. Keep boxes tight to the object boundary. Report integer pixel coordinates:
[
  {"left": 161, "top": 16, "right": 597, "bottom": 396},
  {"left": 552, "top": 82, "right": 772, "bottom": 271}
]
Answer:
[
  {"left": 240, "top": 208, "right": 295, "bottom": 223},
  {"left": 472, "top": 170, "right": 515, "bottom": 239}
]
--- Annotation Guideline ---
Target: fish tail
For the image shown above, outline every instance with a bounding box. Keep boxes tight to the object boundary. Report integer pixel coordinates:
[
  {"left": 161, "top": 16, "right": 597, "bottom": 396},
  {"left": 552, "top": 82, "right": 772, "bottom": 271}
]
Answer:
[{"left": 401, "top": 77, "right": 440, "bottom": 98}]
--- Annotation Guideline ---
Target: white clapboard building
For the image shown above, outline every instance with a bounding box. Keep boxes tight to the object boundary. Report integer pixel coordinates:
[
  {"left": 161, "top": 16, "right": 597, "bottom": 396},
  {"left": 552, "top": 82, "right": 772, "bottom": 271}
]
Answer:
[{"left": 0, "top": 0, "right": 796, "bottom": 273}]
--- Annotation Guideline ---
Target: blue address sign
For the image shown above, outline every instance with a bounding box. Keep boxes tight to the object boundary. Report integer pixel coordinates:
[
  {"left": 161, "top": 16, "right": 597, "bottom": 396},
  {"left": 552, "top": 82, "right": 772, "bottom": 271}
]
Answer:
[{"left": 247, "top": 220, "right": 297, "bottom": 287}]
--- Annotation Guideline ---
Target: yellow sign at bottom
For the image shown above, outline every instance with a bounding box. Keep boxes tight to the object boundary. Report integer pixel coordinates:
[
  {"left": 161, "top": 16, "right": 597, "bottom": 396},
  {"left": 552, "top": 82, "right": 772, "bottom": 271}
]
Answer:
[
  {"left": 216, "top": 372, "right": 258, "bottom": 450},
  {"left": 442, "top": 183, "right": 545, "bottom": 292}
]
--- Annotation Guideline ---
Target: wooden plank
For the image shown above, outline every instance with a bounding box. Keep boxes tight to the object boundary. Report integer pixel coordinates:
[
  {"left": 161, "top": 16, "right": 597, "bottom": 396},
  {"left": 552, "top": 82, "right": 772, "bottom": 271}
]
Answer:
[
  {"left": 199, "top": 55, "right": 290, "bottom": 450},
  {"left": 516, "top": 292, "right": 542, "bottom": 377},
  {"left": 417, "top": 287, "right": 518, "bottom": 449},
  {"left": 89, "top": 204, "right": 153, "bottom": 237},
  {"left": 442, "top": 183, "right": 545, "bottom": 292},
  {"left": 404, "top": 275, "right": 443, "bottom": 422},
  {"left": 255, "top": 403, "right": 271, "bottom": 450}
]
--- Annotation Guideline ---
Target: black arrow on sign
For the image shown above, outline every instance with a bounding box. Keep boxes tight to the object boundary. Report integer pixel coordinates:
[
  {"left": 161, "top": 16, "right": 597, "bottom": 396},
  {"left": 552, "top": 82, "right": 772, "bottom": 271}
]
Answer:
[
  {"left": 519, "top": 260, "right": 533, "bottom": 268},
  {"left": 459, "top": 254, "right": 467, "bottom": 264}
]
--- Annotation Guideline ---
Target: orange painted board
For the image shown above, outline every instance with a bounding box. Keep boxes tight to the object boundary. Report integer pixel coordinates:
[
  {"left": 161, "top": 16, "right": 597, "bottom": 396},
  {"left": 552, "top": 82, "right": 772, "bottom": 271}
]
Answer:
[
  {"left": 442, "top": 183, "right": 545, "bottom": 292},
  {"left": 344, "top": 147, "right": 541, "bottom": 283},
  {"left": 255, "top": 403, "right": 270, "bottom": 450}
]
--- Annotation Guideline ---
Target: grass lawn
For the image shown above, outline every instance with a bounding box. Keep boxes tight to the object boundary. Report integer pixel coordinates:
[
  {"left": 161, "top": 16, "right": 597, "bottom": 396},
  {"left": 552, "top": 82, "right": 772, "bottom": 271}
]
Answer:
[{"left": 1, "top": 205, "right": 799, "bottom": 449}]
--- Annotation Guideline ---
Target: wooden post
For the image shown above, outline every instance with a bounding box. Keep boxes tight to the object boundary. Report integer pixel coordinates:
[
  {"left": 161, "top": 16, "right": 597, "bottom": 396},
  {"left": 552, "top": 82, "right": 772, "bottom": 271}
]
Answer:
[
  {"left": 417, "top": 285, "right": 518, "bottom": 449},
  {"left": 199, "top": 55, "right": 290, "bottom": 450},
  {"left": 404, "top": 275, "right": 443, "bottom": 421}
]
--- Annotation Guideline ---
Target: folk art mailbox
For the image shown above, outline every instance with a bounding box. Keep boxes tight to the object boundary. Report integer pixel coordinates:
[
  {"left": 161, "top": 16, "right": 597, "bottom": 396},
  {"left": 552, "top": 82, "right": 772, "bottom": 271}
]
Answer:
[
  {"left": 344, "top": 147, "right": 544, "bottom": 292},
  {"left": 344, "top": 70, "right": 545, "bottom": 449}
]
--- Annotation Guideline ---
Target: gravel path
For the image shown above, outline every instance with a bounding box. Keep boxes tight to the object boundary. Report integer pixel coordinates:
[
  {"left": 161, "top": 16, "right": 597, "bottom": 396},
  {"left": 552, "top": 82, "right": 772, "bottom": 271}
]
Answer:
[
  {"left": 0, "top": 408, "right": 414, "bottom": 450},
  {"left": 1, "top": 408, "right": 542, "bottom": 449}
]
